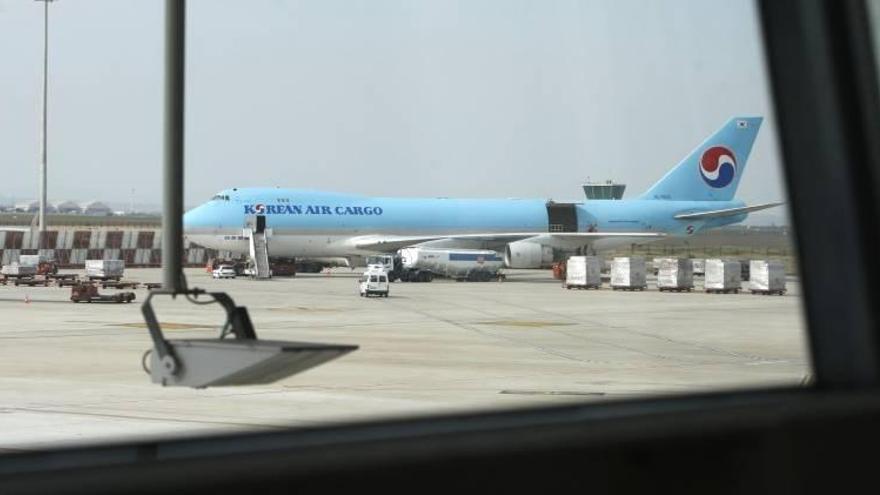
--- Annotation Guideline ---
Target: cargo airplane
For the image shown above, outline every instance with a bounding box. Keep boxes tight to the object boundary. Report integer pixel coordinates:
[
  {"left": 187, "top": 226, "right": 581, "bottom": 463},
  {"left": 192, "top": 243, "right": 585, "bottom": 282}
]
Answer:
[{"left": 184, "top": 117, "right": 781, "bottom": 268}]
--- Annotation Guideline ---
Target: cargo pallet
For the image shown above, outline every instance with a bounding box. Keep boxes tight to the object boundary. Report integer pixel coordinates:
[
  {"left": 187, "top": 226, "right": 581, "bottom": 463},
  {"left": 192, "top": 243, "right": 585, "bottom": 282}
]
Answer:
[
  {"left": 750, "top": 289, "right": 786, "bottom": 296},
  {"left": 13, "top": 278, "right": 49, "bottom": 287},
  {"left": 101, "top": 280, "right": 140, "bottom": 289},
  {"left": 56, "top": 278, "right": 81, "bottom": 288},
  {"left": 611, "top": 286, "right": 647, "bottom": 291},
  {"left": 565, "top": 284, "right": 601, "bottom": 290},
  {"left": 658, "top": 287, "right": 693, "bottom": 293},
  {"left": 705, "top": 288, "right": 740, "bottom": 294}
]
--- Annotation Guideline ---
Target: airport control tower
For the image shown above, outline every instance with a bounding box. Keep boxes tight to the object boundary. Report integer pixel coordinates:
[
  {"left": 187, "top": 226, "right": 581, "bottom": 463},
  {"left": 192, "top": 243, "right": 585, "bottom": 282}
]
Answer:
[{"left": 582, "top": 180, "right": 626, "bottom": 200}]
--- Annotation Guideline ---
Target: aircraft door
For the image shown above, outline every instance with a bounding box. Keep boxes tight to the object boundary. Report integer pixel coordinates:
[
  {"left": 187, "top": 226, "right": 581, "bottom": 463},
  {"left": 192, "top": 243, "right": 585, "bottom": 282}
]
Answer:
[
  {"left": 245, "top": 214, "right": 268, "bottom": 234},
  {"left": 546, "top": 202, "right": 578, "bottom": 232}
]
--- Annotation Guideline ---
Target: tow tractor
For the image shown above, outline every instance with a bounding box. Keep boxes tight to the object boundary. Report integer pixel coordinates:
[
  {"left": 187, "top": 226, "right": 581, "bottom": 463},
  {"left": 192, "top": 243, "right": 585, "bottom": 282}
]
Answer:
[{"left": 70, "top": 282, "right": 136, "bottom": 303}]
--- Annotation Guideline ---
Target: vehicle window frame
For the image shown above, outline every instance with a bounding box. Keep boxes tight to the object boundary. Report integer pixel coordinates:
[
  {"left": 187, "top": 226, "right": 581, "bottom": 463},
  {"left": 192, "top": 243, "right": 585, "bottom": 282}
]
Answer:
[{"left": 3, "top": 0, "right": 880, "bottom": 490}]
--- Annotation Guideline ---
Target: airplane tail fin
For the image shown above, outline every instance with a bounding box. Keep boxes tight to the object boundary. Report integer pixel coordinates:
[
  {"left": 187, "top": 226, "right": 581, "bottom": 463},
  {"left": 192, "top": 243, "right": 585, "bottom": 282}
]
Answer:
[{"left": 639, "top": 116, "right": 763, "bottom": 201}]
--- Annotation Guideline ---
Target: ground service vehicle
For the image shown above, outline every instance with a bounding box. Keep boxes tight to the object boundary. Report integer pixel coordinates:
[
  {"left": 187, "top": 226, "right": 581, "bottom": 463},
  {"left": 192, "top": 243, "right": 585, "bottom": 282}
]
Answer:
[
  {"left": 364, "top": 254, "right": 401, "bottom": 278},
  {"left": 398, "top": 247, "right": 504, "bottom": 282},
  {"left": 206, "top": 258, "right": 248, "bottom": 275},
  {"left": 365, "top": 253, "right": 434, "bottom": 282},
  {"left": 70, "top": 283, "right": 135, "bottom": 303},
  {"left": 270, "top": 258, "right": 298, "bottom": 276},
  {"left": 366, "top": 249, "right": 504, "bottom": 282},
  {"left": 359, "top": 268, "right": 389, "bottom": 297},
  {"left": 212, "top": 265, "right": 237, "bottom": 279}
]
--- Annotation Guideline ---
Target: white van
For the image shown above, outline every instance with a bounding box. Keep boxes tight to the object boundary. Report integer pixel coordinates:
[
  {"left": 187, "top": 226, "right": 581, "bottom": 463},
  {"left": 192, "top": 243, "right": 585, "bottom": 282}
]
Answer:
[{"left": 359, "top": 269, "right": 390, "bottom": 298}]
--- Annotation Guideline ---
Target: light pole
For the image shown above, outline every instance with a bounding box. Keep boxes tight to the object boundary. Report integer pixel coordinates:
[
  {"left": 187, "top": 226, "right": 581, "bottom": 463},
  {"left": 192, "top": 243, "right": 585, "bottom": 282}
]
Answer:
[{"left": 35, "top": 0, "right": 55, "bottom": 242}]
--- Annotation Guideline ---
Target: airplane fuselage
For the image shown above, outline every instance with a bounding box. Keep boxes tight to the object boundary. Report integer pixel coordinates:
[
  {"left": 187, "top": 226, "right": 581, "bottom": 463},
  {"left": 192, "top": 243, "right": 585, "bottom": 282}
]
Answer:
[{"left": 184, "top": 188, "right": 746, "bottom": 257}]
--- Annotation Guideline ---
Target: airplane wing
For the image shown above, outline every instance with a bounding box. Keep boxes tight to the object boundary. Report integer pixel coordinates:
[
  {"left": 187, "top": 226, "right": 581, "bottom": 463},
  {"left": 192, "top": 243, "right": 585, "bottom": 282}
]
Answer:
[
  {"left": 673, "top": 202, "right": 784, "bottom": 220},
  {"left": 352, "top": 232, "right": 666, "bottom": 252}
]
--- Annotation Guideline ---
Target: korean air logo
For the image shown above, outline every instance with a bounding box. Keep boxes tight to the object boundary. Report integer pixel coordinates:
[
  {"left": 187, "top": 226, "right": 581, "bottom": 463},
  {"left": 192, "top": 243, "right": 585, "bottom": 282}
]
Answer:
[
  {"left": 253, "top": 203, "right": 266, "bottom": 214},
  {"left": 699, "top": 146, "right": 736, "bottom": 188}
]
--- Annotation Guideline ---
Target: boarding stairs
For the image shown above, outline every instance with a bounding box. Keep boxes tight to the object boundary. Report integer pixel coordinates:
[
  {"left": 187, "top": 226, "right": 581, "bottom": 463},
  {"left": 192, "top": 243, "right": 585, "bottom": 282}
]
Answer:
[{"left": 249, "top": 230, "right": 272, "bottom": 279}]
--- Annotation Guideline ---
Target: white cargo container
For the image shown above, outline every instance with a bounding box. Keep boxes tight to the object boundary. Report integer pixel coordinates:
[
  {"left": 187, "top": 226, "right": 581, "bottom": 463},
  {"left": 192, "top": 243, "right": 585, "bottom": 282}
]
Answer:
[
  {"left": 692, "top": 259, "right": 706, "bottom": 276},
  {"left": 565, "top": 256, "right": 602, "bottom": 289},
  {"left": 749, "top": 260, "right": 786, "bottom": 295},
  {"left": 704, "top": 259, "right": 741, "bottom": 293},
  {"left": 0, "top": 250, "right": 16, "bottom": 266},
  {"left": 85, "top": 259, "right": 125, "bottom": 281},
  {"left": 397, "top": 247, "right": 503, "bottom": 282},
  {"left": 18, "top": 254, "right": 42, "bottom": 267},
  {"left": 651, "top": 257, "right": 673, "bottom": 275},
  {"left": 611, "top": 257, "right": 647, "bottom": 290},
  {"left": 1, "top": 263, "right": 36, "bottom": 277},
  {"left": 657, "top": 258, "right": 694, "bottom": 292}
]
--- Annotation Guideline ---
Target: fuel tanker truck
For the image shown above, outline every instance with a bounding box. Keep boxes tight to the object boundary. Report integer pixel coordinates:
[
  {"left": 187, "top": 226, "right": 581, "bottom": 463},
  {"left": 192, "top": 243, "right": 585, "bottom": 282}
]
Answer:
[{"left": 366, "top": 248, "right": 505, "bottom": 282}]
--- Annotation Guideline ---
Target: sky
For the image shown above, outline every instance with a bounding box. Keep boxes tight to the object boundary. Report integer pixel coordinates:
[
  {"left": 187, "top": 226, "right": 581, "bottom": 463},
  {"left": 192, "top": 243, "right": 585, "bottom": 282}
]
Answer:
[{"left": 0, "top": 0, "right": 789, "bottom": 223}]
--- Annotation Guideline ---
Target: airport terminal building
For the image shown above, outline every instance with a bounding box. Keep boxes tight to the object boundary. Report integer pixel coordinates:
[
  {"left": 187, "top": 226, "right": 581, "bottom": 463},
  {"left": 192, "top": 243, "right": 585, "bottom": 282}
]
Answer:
[{"left": 0, "top": 214, "right": 224, "bottom": 267}]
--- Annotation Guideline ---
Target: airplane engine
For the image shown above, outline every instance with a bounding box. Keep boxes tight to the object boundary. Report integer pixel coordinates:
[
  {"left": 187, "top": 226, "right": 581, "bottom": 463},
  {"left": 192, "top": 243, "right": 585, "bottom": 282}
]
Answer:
[{"left": 504, "top": 241, "right": 554, "bottom": 269}]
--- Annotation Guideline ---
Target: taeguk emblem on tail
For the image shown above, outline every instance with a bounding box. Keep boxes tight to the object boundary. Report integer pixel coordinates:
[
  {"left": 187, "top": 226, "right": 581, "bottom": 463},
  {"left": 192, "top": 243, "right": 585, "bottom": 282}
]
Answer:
[{"left": 699, "top": 145, "right": 736, "bottom": 188}]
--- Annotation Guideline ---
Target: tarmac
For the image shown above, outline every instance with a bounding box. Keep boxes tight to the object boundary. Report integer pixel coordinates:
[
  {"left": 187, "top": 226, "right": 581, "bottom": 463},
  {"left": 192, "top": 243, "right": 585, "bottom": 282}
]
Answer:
[{"left": 0, "top": 267, "right": 809, "bottom": 451}]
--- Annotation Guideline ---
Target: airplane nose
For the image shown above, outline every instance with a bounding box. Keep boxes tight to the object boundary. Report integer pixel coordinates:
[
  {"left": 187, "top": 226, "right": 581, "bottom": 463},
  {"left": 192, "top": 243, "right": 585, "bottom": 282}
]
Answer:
[
  {"left": 183, "top": 203, "right": 209, "bottom": 231},
  {"left": 183, "top": 208, "right": 195, "bottom": 231}
]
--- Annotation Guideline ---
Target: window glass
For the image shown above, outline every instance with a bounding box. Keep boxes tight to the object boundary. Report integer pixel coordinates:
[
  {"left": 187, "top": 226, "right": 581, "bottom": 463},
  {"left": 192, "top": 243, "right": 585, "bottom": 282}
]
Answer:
[
  {"left": 866, "top": 0, "right": 880, "bottom": 81},
  {"left": 0, "top": 0, "right": 807, "bottom": 450}
]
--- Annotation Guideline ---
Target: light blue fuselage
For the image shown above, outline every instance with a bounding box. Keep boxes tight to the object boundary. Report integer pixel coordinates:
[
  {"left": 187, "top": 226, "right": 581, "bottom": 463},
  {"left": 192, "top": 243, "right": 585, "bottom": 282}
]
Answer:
[{"left": 184, "top": 188, "right": 746, "bottom": 257}]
